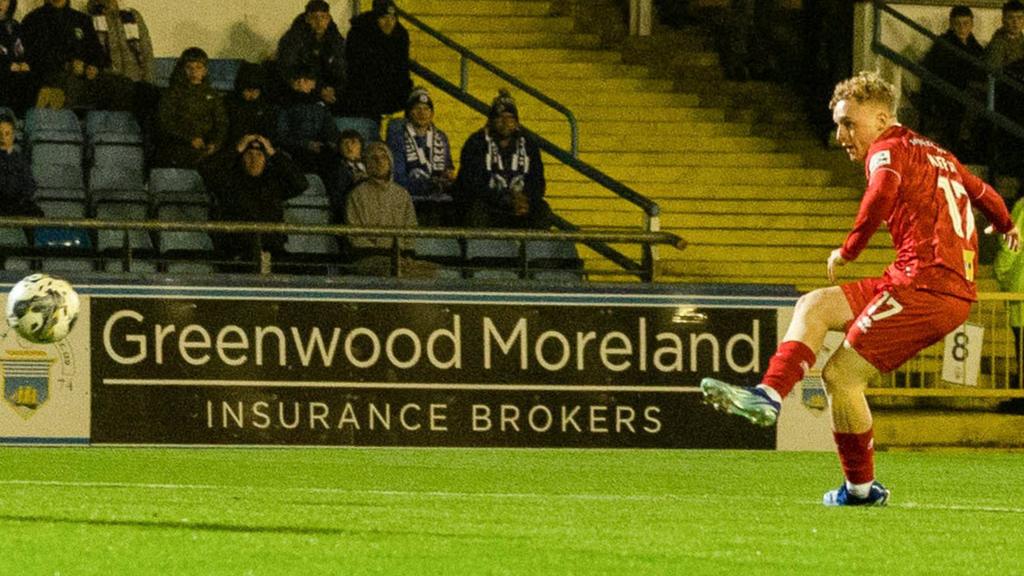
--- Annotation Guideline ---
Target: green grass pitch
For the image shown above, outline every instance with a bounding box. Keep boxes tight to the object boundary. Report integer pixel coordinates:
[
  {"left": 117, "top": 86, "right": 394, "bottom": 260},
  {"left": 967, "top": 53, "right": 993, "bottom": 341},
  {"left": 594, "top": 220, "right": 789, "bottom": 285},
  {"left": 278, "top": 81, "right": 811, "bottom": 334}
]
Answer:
[{"left": 0, "top": 447, "right": 1021, "bottom": 575}]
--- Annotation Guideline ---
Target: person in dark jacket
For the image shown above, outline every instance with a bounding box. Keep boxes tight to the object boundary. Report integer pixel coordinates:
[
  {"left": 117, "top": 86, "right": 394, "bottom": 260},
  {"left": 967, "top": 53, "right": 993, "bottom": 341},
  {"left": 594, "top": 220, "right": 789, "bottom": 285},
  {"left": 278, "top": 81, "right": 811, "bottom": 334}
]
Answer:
[
  {"left": 918, "top": 5, "right": 987, "bottom": 161},
  {"left": 226, "top": 61, "right": 278, "bottom": 145},
  {"left": 386, "top": 86, "right": 455, "bottom": 226},
  {"left": 200, "top": 133, "right": 308, "bottom": 263},
  {"left": 455, "top": 89, "right": 552, "bottom": 229},
  {"left": 343, "top": 0, "right": 412, "bottom": 121},
  {"left": 277, "top": 64, "right": 342, "bottom": 203},
  {"left": 20, "top": 0, "right": 106, "bottom": 87},
  {"left": 0, "top": 113, "right": 44, "bottom": 245},
  {"left": 0, "top": 0, "right": 35, "bottom": 116},
  {"left": 155, "top": 47, "right": 228, "bottom": 169},
  {"left": 276, "top": 0, "right": 346, "bottom": 110},
  {"left": 332, "top": 128, "right": 366, "bottom": 223}
]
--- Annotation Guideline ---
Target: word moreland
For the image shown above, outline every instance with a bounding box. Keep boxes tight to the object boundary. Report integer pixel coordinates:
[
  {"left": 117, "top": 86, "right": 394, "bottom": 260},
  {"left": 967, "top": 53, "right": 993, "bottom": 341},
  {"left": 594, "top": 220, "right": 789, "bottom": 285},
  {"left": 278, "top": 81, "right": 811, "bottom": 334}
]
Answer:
[{"left": 102, "top": 310, "right": 763, "bottom": 374}]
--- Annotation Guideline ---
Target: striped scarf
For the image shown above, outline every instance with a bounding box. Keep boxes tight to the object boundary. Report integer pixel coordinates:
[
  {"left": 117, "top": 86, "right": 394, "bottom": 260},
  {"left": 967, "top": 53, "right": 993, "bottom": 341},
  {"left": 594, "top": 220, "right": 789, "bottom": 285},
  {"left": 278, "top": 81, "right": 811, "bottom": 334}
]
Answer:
[{"left": 403, "top": 123, "right": 448, "bottom": 181}]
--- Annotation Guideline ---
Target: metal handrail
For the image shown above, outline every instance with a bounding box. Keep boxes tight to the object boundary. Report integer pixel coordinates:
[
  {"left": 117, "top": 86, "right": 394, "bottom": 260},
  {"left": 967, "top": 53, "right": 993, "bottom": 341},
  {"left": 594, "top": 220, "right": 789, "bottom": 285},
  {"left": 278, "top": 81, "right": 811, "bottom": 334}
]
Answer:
[
  {"left": 396, "top": 6, "right": 580, "bottom": 157},
  {"left": 872, "top": 2, "right": 1024, "bottom": 142}
]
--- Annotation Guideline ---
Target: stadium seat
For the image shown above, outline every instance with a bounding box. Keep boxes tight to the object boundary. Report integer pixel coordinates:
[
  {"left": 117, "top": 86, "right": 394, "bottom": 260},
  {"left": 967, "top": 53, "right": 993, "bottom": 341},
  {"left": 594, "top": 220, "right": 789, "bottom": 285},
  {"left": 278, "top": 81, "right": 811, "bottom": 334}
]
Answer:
[
  {"left": 335, "top": 116, "right": 380, "bottom": 142},
  {"left": 525, "top": 239, "right": 583, "bottom": 281},
  {"left": 284, "top": 204, "right": 337, "bottom": 256},
  {"left": 94, "top": 201, "right": 155, "bottom": 270},
  {"left": 466, "top": 238, "right": 523, "bottom": 280},
  {"left": 30, "top": 141, "right": 82, "bottom": 167},
  {"left": 152, "top": 57, "right": 175, "bottom": 88},
  {"left": 207, "top": 59, "right": 242, "bottom": 92},
  {"left": 85, "top": 110, "right": 143, "bottom": 145},
  {"left": 91, "top": 142, "right": 145, "bottom": 173},
  {"left": 288, "top": 173, "right": 328, "bottom": 207},
  {"left": 38, "top": 199, "right": 87, "bottom": 220},
  {"left": 32, "top": 161, "right": 86, "bottom": 191},
  {"left": 157, "top": 204, "right": 216, "bottom": 274},
  {"left": 89, "top": 166, "right": 148, "bottom": 206},
  {"left": 24, "top": 108, "right": 83, "bottom": 143},
  {"left": 149, "top": 168, "right": 208, "bottom": 206}
]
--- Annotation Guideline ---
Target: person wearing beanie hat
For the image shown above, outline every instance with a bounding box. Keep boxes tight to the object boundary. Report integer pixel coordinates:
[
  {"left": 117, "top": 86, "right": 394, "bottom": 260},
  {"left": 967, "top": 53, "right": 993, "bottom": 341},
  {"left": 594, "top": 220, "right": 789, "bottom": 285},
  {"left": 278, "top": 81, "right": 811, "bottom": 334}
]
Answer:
[
  {"left": 454, "top": 88, "right": 552, "bottom": 229},
  {"left": 342, "top": 0, "right": 411, "bottom": 120},
  {"left": 276, "top": 0, "right": 346, "bottom": 110},
  {"left": 385, "top": 85, "right": 455, "bottom": 225},
  {"left": 154, "top": 46, "right": 228, "bottom": 168}
]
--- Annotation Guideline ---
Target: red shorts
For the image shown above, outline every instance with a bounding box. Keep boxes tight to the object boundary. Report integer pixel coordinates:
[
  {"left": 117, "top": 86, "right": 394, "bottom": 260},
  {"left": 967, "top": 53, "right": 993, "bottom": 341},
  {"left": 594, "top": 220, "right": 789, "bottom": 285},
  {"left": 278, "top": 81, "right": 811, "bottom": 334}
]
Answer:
[{"left": 841, "top": 277, "right": 971, "bottom": 373}]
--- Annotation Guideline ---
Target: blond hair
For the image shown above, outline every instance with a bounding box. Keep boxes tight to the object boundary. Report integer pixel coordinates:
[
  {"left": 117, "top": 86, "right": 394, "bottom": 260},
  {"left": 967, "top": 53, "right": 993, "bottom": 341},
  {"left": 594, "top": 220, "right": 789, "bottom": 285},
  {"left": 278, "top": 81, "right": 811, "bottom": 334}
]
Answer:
[{"left": 829, "top": 71, "right": 898, "bottom": 114}]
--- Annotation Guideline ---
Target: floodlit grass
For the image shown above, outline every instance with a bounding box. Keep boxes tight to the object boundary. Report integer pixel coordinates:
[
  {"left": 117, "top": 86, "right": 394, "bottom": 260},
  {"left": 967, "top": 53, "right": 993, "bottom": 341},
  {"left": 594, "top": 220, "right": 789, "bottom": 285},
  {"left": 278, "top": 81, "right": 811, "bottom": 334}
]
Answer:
[{"left": 0, "top": 447, "right": 1021, "bottom": 575}]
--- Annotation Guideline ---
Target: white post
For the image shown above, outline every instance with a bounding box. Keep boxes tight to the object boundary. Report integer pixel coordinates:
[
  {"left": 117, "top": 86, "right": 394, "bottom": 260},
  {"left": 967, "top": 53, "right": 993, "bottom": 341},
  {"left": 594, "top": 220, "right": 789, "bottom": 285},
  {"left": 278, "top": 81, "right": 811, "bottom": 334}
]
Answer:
[{"left": 630, "top": 0, "right": 653, "bottom": 37}]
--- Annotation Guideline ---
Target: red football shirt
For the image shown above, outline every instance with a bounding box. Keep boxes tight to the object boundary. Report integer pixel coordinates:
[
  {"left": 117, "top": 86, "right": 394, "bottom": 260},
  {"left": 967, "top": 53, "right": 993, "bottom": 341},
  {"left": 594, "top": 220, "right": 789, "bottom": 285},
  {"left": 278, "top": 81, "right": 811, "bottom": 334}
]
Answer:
[{"left": 839, "top": 125, "right": 1014, "bottom": 301}]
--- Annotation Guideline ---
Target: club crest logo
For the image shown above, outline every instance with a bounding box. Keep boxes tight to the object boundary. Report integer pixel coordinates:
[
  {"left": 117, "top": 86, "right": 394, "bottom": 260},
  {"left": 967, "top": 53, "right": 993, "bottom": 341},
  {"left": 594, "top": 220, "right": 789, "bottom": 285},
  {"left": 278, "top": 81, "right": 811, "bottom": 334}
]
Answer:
[{"left": 1, "top": 350, "right": 55, "bottom": 419}]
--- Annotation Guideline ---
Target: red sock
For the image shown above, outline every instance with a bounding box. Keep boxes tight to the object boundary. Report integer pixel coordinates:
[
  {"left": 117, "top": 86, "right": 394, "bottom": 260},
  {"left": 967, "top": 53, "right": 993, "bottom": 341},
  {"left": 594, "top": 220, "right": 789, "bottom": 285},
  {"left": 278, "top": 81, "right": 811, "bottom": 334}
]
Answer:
[
  {"left": 833, "top": 428, "right": 875, "bottom": 485},
  {"left": 760, "top": 340, "right": 816, "bottom": 399}
]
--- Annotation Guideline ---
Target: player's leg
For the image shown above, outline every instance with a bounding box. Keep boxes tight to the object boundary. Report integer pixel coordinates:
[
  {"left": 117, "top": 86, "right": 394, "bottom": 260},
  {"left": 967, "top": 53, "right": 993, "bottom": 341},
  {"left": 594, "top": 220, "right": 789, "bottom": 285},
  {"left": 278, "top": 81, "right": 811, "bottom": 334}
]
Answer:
[
  {"left": 701, "top": 285, "right": 854, "bottom": 425},
  {"left": 820, "top": 345, "right": 889, "bottom": 506}
]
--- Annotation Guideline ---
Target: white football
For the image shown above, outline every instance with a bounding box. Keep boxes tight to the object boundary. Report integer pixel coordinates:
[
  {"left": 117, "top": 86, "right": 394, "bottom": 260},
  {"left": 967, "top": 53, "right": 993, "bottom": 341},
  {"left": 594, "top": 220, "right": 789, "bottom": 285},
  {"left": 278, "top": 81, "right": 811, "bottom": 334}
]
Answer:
[{"left": 5, "top": 273, "right": 80, "bottom": 344}]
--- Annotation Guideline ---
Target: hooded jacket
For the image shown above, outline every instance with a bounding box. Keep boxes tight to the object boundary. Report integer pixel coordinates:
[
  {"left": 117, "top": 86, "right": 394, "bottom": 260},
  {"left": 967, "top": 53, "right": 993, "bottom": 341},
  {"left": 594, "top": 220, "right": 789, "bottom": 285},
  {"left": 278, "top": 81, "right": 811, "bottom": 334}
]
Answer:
[
  {"left": 21, "top": 0, "right": 107, "bottom": 83},
  {"left": 345, "top": 142, "right": 417, "bottom": 251},
  {"left": 0, "top": 0, "right": 27, "bottom": 71},
  {"left": 276, "top": 12, "right": 346, "bottom": 94},
  {"left": 155, "top": 54, "right": 228, "bottom": 168},
  {"left": 343, "top": 10, "right": 411, "bottom": 118}
]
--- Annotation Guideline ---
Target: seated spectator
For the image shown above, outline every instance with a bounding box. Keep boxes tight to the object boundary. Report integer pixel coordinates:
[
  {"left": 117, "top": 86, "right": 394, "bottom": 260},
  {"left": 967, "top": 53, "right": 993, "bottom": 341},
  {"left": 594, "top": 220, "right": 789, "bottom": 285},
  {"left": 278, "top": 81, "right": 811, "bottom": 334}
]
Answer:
[
  {"left": 0, "top": 0, "right": 36, "bottom": 116},
  {"left": 343, "top": 0, "right": 412, "bottom": 122},
  {"left": 987, "top": 0, "right": 1024, "bottom": 74},
  {"left": 38, "top": 51, "right": 135, "bottom": 112},
  {"left": 345, "top": 141, "right": 433, "bottom": 277},
  {"left": 386, "top": 86, "right": 455, "bottom": 226},
  {"left": 21, "top": 0, "right": 105, "bottom": 88},
  {"left": 919, "top": 5, "right": 986, "bottom": 161},
  {"left": 455, "top": 89, "right": 552, "bottom": 229},
  {"left": 86, "top": 0, "right": 154, "bottom": 83},
  {"left": 226, "top": 61, "right": 278, "bottom": 145},
  {"left": 276, "top": 64, "right": 342, "bottom": 199},
  {"left": 200, "top": 133, "right": 308, "bottom": 264},
  {"left": 332, "top": 128, "right": 366, "bottom": 223},
  {"left": 0, "top": 113, "right": 44, "bottom": 244},
  {"left": 155, "top": 47, "right": 227, "bottom": 169},
  {"left": 276, "top": 0, "right": 346, "bottom": 111},
  {"left": 988, "top": 1, "right": 1024, "bottom": 185}
]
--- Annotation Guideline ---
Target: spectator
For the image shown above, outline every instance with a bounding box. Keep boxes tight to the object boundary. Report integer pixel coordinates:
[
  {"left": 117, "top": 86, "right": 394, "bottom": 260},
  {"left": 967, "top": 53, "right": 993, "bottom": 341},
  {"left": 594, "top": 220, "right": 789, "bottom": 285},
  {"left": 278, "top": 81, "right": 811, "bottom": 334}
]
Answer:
[
  {"left": 0, "top": 113, "right": 44, "bottom": 244},
  {"left": 200, "top": 133, "right": 307, "bottom": 264},
  {"left": 918, "top": 5, "right": 986, "bottom": 161},
  {"left": 332, "top": 128, "right": 366, "bottom": 223},
  {"left": 21, "top": 0, "right": 105, "bottom": 87},
  {"left": 226, "top": 61, "right": 277, "bottom": 145},
  {"left": 995, "top": 195, "right": 1024, "bottom": 397},
  {"left": 386, "top": 86, "right": 455, "bottom": 226},
  {"left": 343, "top": 0, "right": 412, "bottom": 122},
  {"left": 0, "top": 0, "right": 35, "bottom": 116},
  {"left": 276, "top": 64, "right": 342, "bottom": 201},
  {"left": 50, "top": 52, "right": 132, "bottom": 111},
  {"left": 986, "top": 0, "right": 1024, "bottom": 74},
  {"left": 345, "top": 141, "right": 432, "bottom": 277},
  {"left": 155, "top": 47, "right": 228, "bottom": 169},
  {"left": 455, "top": 89, "right": 552, "bottom": 229},
  {"left": 86, "top": 0, "right": 153, "bottom": 83},
  {"left": 276, "top": 0, "right": 346, "bottom": 111}
]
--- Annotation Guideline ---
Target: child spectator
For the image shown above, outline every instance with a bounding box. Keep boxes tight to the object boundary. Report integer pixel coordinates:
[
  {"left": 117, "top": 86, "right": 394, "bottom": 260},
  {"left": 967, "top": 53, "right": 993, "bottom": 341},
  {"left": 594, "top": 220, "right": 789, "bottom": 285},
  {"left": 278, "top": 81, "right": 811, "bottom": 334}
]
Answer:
[
  {"left": 276, "top": 0, "right": 346, "bottom": 110},
  {"left": 155, "top": 47, "right": 227, "bottom": 169},
  {"left": 86, "top": 0, "right": 154, "bottom": 83},
  {"left": 333, "top": 128, "right": 366, "bottom": 223},
  {"left": 386, "top": 86, "right": 455, "bottom": 226},
  {"left": 0, "top": 0, "right": 35, "bottom": 116},
  {"left": 226, "top": 61, "right": 278, "bottom": 145},
  {"left": 0, "top": 113, "right": 44, "bottom": 244}
]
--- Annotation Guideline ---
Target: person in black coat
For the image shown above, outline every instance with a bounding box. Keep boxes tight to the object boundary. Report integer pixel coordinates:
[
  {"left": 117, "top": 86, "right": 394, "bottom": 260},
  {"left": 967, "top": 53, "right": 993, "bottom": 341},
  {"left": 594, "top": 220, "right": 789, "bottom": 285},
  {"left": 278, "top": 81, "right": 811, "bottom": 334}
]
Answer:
[
  {"left": 343, "top": 0, "right": 412, "bottom": 121},
  {"left": 20, "top": 0, "right": 106, "bottom": 87},
  {"left": 0, "top": 113, "right": 44, "bottom": 246},
  {"left": 200, "top": 133, "right": 308, "bottom": 263},
  {"left": 226, "top": 61, "right": 278, "bottom": 145},
  {"left": 276, "top": 0, "right": 346, "bottom": 110},
  {"left": 0, "top": 0, "right": 36, "bottom": 116}
]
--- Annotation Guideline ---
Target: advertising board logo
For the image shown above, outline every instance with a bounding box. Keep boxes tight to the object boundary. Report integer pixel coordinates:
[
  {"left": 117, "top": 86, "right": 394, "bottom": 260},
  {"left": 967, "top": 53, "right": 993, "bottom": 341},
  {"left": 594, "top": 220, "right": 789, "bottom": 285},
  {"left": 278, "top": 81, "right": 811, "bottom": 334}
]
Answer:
[{"left": 1, "top": 349, "right": 54, "bottom": 418}]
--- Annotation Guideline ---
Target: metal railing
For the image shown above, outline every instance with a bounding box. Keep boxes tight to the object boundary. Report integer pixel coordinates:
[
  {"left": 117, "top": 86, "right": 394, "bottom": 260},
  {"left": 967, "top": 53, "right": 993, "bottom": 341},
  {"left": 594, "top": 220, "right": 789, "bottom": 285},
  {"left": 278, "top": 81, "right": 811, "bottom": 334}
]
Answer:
[
  {"left": 871, "top": 2, "right": 1024, "bottom": 143},
  {"left": 0, "top": 217, "right": 685, "bottom": 281}
]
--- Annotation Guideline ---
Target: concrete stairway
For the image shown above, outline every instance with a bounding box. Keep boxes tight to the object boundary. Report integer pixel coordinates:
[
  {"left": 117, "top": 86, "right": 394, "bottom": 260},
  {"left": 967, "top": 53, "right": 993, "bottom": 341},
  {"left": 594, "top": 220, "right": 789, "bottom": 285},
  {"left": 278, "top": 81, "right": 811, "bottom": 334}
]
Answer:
[{"left": 399, "top": 0, "right": 893, "bottom": 290}]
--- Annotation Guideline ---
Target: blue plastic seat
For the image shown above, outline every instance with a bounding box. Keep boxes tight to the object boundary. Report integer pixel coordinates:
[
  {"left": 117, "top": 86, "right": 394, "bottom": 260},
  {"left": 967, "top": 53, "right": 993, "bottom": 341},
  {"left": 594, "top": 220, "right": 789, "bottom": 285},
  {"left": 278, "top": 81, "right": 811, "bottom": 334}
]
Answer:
[
  {"left": 466, "top": 238, "right": 523, "bottom": 279},
  {"left": 24, "top": 108, "right": 83, "bottom": 143},
  {"left": 95, "top": 201, "right": 153, "bottom": 257},
  {"left": 207, "top": 59, "right": 242, "bottom": 92},
  {"left": 32, "top": 161, "right": 85, "bottom": 191},
  {"left": 30, "top": 141, "right": 83, "bottom": 167},
  {"left": 284, "top": 205, "right": 336, "bottom": 255},
  {"left": 86, "top": 110, "right": 143, "bottom": 144},
  {"left": 152, "top": 57, "right": 175, "bottom": 88},
  {"left": 149, "top": 168, "right": 208, "bottom": 206},
  {"left": 89, "top": 166, "right": 148, "bottom": 206}
]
